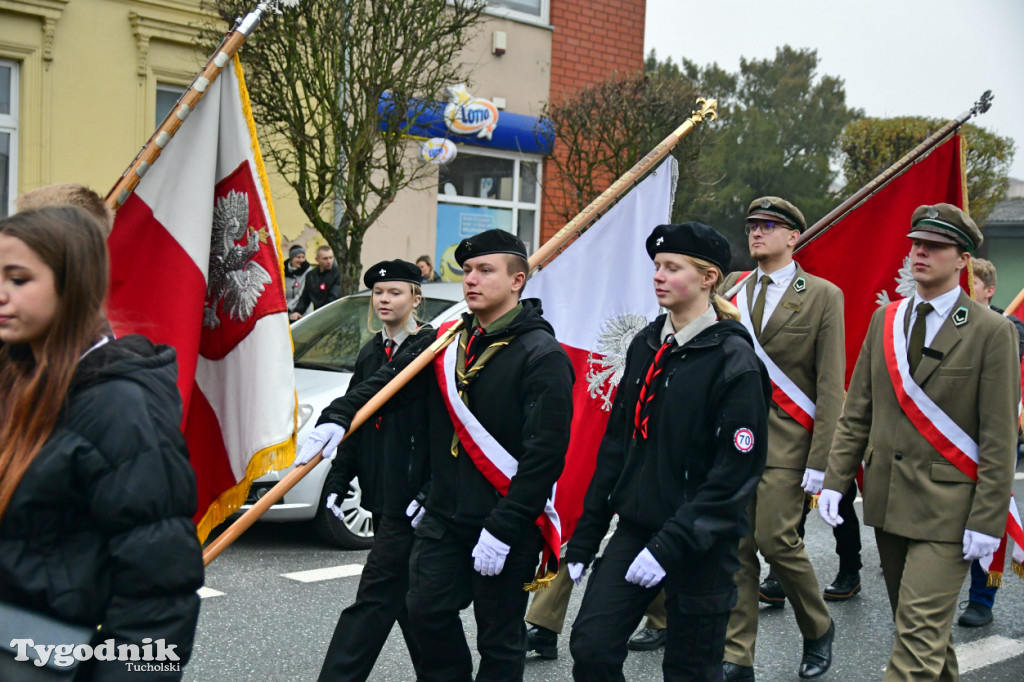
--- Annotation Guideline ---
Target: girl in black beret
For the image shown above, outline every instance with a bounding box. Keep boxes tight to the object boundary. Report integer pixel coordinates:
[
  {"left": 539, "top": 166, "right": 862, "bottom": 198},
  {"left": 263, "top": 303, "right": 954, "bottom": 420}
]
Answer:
[
  {"left": 566, "top": 222, "right": 772, "bottom": 681},
  {"left": 296, "top": 258, "right": 434, "bottom": 681}
]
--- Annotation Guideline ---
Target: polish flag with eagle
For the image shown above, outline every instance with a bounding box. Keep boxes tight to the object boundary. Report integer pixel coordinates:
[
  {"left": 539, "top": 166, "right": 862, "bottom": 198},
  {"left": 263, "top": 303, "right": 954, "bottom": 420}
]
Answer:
[{"left": 106, "top": 56, "right": 297, "bottom": 542}]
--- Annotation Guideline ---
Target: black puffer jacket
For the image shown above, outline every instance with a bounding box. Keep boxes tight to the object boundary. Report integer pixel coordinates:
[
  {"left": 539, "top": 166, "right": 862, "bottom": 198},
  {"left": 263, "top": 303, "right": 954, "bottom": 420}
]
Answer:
[
  {"left": 566, "top": 316, "right": 770, "bottom": 582},
  {"left": 324, "top": 326, "right": 434, "bottom": 517},
  {"left": 0, "top": 335, "right": 203, "bottom": 681},
  {"left": 320, "top": 299, "right": 574, "bottom": 546}
]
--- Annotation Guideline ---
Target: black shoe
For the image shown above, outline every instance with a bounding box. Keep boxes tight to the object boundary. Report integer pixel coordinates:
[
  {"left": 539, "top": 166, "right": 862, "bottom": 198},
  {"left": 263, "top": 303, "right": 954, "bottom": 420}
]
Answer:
[
  {"left": 957, "top": 601, "right": 993, "bottom": 627},
  {"left": 823, "top": 571, "right": 861, "bottom": 601},
  {"left": 758, "top": 574, "right": 786, "bottom": 609},
  {"left": 525, "top": 624, "right": 558, "bottom": 659},
  {"left": 722, "top": 661, "right": 755, "bottom": 681},
  {"left": 627, "top": 627, "right": 667, "bottom": 651},
  {"left": 798, "top": 620, "right": 834, "bottom": 678}
]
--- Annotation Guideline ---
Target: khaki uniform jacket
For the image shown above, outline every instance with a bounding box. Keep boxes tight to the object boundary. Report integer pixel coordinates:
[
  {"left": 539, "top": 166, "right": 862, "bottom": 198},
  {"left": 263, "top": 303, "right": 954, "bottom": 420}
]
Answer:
[
  {"left": 824, "top": 292, "right": 1020, "bottom": 542},
  {"left": 721, "top": 265, "right": 846, "bottom": 471}
]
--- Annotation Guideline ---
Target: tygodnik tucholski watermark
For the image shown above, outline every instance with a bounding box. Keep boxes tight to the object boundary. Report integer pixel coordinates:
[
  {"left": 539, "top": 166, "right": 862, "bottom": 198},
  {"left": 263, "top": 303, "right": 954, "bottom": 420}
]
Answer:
[{"left": 9, "top": 637, "right": 181, "bottom": 672}]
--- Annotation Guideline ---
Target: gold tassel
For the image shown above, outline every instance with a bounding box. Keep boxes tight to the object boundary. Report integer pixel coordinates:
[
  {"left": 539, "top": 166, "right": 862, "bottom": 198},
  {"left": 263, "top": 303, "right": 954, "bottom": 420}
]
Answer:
[
  {"left": 524, "top": 569, "right": 558, "bottom": 592},
  {"left": 806, "top": 493, "right": 819, "bottom": 510},
  {"left": 986, "top": 571, "right": 1003, "bottom": 588},
  {"left": 1013, "top": 560, "right": 1024, "bottom": 579}
]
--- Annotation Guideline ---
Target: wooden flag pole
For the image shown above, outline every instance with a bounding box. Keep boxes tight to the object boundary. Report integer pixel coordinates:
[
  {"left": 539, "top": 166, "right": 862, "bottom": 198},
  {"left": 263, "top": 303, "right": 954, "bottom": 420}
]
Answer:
[
  {"left": 104, "top": 1, "right": 285, "bottom": 211},
  {"left": 725, "top": 90, "right": 993, "bottom": 299},
  {"left": 202, "top": 98, "right": 719, "bottom": 565}
]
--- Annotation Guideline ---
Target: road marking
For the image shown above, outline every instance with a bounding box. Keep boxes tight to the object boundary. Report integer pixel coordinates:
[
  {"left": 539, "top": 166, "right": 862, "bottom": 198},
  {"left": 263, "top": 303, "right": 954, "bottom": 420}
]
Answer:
[
  {"left": 282, "top": 564, "right": 364, "bottom": 583},
  {"left": 957, "top": 635, "right": 1024, "bottom": 673},
  {"left": 1015, "top": 471, "right": 1024, "bottom": 480},
  {"left": 198, "top": 587, "right": 225, "bottom": 599}
]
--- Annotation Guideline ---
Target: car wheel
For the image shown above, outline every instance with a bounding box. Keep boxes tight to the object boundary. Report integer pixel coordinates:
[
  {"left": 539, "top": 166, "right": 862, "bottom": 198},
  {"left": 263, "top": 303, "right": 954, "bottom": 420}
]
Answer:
[{"left": 313, "top": 478, "right": 374, "bottom": 549}]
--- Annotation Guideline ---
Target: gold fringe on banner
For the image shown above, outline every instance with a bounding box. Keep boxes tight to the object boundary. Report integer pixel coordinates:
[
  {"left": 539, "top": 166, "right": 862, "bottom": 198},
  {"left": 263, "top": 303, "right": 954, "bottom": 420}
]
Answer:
[
  {"left": 807, "top": 493, "right": 819, "bottom": 510},
  {"left": 524, "top": 570, "right": 558, "bottom": 592},
  {"left": 986, "top": 571, "right": 1003, "bottom": 588},
  {"left": 1013, "top": 560, "right": 1024, "bottom": 580}
]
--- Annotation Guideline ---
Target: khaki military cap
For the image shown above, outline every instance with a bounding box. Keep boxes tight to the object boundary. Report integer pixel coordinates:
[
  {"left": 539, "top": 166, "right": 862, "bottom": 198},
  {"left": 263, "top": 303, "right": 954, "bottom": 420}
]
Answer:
[
  {"left": 907, "top": 203, "right": 981, "bottom": 253},
  {"left": 747, "top": 196, "right": 807, "bottom": 232}
]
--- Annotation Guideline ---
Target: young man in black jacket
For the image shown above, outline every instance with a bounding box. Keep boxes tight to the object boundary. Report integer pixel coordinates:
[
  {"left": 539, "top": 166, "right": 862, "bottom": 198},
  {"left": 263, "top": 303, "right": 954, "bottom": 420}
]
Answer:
[
  {"left": 300, "top": 230, "right": 574, "bottom": 682},
  {"left": 289, "top": 245, "right": 340, "bottom": 320}
]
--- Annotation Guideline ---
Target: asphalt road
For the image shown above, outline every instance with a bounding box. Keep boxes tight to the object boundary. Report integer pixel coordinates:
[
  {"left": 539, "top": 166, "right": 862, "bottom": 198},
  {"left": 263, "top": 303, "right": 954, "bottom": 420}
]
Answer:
[{"left": 186, "top": 471, "right": 1024, "bottom": 681}]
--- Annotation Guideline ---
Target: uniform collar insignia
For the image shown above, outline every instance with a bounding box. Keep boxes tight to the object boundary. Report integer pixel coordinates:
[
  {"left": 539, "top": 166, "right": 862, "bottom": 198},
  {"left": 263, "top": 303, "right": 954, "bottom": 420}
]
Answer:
[
  {"left": 952, "top": 305, "right": 969, "bottom": 327},
  {"left": 792, "top": 276, "right": 806, "bottom": 293}
]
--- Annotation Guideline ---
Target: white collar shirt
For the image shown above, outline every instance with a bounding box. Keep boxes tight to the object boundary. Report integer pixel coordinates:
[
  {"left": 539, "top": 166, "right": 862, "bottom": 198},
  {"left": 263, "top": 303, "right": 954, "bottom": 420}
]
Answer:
[{"left": 752, "top": 260, "right": 798, "bottom": 333}]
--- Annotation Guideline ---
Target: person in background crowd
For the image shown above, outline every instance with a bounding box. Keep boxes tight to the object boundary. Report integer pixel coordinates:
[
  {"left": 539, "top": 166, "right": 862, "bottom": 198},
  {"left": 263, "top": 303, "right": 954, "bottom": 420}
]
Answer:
[
  {"left": 291, "top": 245, "right": 341, "bottom": 320},
  {"left": 820, "top": 204, "right": 1019, "bottom": 681},
  {"left": 955, "top": 257, "right": 1024, "bottom": 628},
  {"left": 0, "top": 206, "right": 203, "bottom": 681},
  {"left": 284, "top": 244, "right": 311, "bottom": 316},
  {"left": 417, "top": 254, "right": 441, "bottom": 283},
  {"left": 721, "top": 198, "right": 844, "bottom": 681},
  {"left": 566, "top": 222, "right": 770, "bottom": 681},
  {"left": 16, "top": 183, "right": 115, "bottom": 237},
  {"left": 299, "top": 259, "right": 433, "bottom": 682}
]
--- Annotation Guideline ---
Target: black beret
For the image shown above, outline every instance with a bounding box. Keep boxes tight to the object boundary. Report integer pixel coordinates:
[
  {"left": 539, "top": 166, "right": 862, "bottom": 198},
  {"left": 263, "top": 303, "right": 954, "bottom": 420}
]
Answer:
[
  {"left": 908, "top": 203, "right": 981, "bottom": 253},
  {"left": 747, "top": 196, "right": 807, "bottom": 232},
  {"left": 454, "top": 229, "right": 528, "bottom": 267},
  {"left": 363, "top": 259, "right": 422, "bottom": 288},
  {"left": 646, "top": 222, "right": 731, "bottom": 273}
]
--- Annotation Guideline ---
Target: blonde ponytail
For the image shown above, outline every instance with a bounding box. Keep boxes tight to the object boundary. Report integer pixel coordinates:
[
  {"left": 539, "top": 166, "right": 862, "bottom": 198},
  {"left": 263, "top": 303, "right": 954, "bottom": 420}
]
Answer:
[{"left": 712, "top": 293, "right": 741, "bottom": 321}]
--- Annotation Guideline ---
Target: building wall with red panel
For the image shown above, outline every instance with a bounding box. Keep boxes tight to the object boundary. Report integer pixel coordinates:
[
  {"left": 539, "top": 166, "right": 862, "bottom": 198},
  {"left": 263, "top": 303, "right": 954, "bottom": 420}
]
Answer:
[{"left": 542, "top": 0, "right": 647, "bottom": 243}]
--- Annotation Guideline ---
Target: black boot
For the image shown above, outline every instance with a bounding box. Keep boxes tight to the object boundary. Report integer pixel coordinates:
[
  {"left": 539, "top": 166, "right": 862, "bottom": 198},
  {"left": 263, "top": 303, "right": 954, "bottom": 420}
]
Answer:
[
  {"left": 957, "top": 601, "right": 993, "bottom": 627},
  {"left": 627, "top": 627, "right": 667, "bottom": 651},
  {"left": 525, "top": 623, "right": 558, "bottom": 659},
  {"left": 722, "top": 661, "right": 755, "bottom": 680},
  {"left": 823, "top": 571, "right": 861, "bottom": 601},
  {"left": 758, "top": 574, "right": 786, "bottom": 609},
  {"left": 798, "top": 620, "right": 834, "bottom": 679}
]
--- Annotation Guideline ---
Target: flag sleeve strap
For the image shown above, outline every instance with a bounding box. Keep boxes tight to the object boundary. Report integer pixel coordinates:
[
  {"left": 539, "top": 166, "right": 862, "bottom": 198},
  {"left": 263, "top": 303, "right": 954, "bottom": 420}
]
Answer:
[
  {"left": 806, "top": 285, "right": 847, "bottom": 471},
  {"left": 823, "top": 309, "right": 881, "bottom": 495},
  {"left": 647, "top": 364, "right": 768, "bottom": 567},
  {"left": 484, "top": 349, "right": 576, "bottom": 546},
  {"left": 564, "top": 340, "right": 643, "bottom": 566}
]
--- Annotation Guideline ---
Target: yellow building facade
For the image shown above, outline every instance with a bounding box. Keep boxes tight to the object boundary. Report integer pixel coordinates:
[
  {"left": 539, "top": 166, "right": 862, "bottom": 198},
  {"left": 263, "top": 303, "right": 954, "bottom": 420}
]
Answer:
[{"left": 0, "top": 0, "right": 554, "bottom": 273}]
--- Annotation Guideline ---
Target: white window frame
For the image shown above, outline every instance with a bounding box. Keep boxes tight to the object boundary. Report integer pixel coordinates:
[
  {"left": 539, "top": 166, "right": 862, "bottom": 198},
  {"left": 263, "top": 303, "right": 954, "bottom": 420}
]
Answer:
[
  {"left": 436, "top": 146, "right": 542, "bottom": 252},
  {"left": 482, "top": 0, "right": 551, "bottom": 28},
  {"left": 0, "top": 59, "right": 18, "bottom": 218}
]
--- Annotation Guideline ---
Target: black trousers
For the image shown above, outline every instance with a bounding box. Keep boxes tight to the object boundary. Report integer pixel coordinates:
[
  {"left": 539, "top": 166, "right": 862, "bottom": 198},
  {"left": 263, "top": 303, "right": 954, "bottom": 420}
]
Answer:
[
  {"left": 570, "top": 524, "right": 731, "bottom": 682},
  {"left": 797, "top": 478, "right": 862, "bottom": 574},
  {"left": 405, "top": 514, "right": 543, "bottom": 682},
  {"left": 318, "top": 515, "right": 423, "bottom": 682}
]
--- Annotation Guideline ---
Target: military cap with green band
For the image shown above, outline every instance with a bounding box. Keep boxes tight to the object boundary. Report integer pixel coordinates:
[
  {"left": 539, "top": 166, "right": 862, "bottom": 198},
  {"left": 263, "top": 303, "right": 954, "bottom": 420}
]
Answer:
[
  {"left": 907, "top": 203, "right": 982, "bottom": 254},
  {"left": 747, "top": 196, "right": 807, "bottom": 232}
]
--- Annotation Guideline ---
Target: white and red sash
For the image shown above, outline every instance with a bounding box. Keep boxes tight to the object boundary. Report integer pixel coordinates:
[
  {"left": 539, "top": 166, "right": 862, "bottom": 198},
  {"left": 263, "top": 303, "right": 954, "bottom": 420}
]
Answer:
[
  {"left": 432, "top": 322, "right": 562, "bottom": 573},
  {"left": 733, "top": 276, "right": 816, "bottom": 431},
  {"left": 883, "top": 298, "right": 1024, "bottom": 573}
]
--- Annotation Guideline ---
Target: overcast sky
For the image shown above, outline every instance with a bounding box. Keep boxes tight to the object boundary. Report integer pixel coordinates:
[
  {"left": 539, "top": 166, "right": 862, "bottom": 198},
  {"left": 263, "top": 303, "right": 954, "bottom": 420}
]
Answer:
[{"left": 644, "top": 0, "right": 1024, "bottom": 180}]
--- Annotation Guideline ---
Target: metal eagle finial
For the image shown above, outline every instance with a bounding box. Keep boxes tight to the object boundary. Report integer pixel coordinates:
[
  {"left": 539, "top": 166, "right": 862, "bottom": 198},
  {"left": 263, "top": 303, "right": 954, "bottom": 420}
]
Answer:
[{"left": 971, "top": 90, "right": 993, "bottom": 117}]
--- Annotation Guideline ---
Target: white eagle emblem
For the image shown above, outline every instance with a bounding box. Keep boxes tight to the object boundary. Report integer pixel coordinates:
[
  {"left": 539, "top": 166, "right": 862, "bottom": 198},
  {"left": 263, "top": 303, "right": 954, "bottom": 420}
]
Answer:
[
  {"left": 875, "top": 256, "right": 917, "bottom": 307},
  {"left": 203, "top": 190, "right": 272, "bottom": 329},
  {"left": 585, "top": 314, "right": 649, "bottom": 411}
]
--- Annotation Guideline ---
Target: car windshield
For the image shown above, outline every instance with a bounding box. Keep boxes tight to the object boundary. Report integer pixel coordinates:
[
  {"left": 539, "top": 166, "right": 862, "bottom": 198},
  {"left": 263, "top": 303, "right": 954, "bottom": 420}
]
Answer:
[{"left": 292, "top": 295, "right": 457, "bottom": 372}]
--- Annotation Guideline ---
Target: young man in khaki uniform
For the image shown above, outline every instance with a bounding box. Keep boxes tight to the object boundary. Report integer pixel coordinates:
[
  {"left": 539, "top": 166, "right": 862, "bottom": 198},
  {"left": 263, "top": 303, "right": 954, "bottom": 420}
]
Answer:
[
  {"left": 721, "top": 197, "right": 845, "bottom": 681},
  {"left": 820, "top": 204, "right": 1020, "bottom": 681}
]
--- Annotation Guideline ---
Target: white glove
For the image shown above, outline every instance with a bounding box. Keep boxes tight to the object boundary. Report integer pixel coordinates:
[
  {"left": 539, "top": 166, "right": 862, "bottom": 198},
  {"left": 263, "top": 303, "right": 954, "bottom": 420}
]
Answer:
[
  {"left": 405, "top": 500, "right": 426, "bottom": 529},
  {"left": 471, "top": 529, "right": 511, "bottom": 576},
  {"left": 567, "top": 562, "right": 587, "bottom": 585},
  {"left": 817, "top": 488, "right": 844, "bottom": 527},
  {"left": 325, "top": 492, "right": 344, "bottom": 520},
  {"left": 296, "top": 423, "right": 346, "bottom": 464},
  {"left": 801, "top": 468, "right": 825, "bottom": 495},
  {"left": 963, "top": 529, "right": 1001, "bottom": 561},
  {"left": 625, "top": 548, "right": 666, "bottom": 588}
]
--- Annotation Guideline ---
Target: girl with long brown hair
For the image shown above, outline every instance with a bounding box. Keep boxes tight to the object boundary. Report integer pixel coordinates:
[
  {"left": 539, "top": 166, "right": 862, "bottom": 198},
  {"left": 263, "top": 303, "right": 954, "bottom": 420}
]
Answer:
[{"left": 0, "top": 206, "right": 202, "bottom": 680}]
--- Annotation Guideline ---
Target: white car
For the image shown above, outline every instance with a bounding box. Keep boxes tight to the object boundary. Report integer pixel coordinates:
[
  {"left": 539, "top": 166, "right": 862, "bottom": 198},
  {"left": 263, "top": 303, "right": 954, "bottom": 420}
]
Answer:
[{"left": 241, "top": 282, "right": 466, "bottom": 548}]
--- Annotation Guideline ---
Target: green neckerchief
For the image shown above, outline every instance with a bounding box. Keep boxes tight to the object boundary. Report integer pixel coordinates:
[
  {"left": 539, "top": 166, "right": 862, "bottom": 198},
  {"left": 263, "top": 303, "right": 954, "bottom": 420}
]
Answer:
[{"left": 450, "top": 303, "right": 522, "bottom": 456}]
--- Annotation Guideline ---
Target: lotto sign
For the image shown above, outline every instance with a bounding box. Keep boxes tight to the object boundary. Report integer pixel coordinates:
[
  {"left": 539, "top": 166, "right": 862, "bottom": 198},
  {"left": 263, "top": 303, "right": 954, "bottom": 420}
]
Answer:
[{"left": 733, "top": 428, "right": 755, "bottom": 453}]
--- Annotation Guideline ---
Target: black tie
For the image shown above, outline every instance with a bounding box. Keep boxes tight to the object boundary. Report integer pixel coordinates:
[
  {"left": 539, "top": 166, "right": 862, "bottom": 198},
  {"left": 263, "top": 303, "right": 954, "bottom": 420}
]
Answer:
[{"left": 908, "top": 302, "right": 934, "bottom": 375}]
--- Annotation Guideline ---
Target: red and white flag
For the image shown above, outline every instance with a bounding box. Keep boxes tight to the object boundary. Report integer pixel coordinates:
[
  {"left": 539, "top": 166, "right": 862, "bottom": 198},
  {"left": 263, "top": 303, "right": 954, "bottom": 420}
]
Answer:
[
  {"left": 106, "top": 56, "right": 297, "bottom": 542},
  {"left": 523, "top": 158, "right": 675, "bottom": 544}
]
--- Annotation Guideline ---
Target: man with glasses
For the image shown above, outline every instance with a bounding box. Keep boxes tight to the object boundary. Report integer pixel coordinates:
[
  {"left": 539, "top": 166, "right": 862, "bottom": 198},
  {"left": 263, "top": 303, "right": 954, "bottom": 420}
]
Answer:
[{"left": 720, "top": 197, "right": 846, "bottom": 680}]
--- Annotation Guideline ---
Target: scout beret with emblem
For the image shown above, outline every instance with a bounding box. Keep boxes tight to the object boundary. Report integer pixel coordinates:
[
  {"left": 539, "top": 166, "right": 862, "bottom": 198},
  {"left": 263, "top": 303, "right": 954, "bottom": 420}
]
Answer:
[
  {"left": 747, "top": 196, "right": 807, "bottom": 233},
  {"left": 646, "top": 222, "right": 731, "bottom": 273},
  {"left": 454, "top": 229, "right": 528, "bottom": 266},
  {"left": 907, "top": 203, "right": 982, "bottom": 253},
  {"left": 363, "top": 259, "right": 422, "bottom": 288}
]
